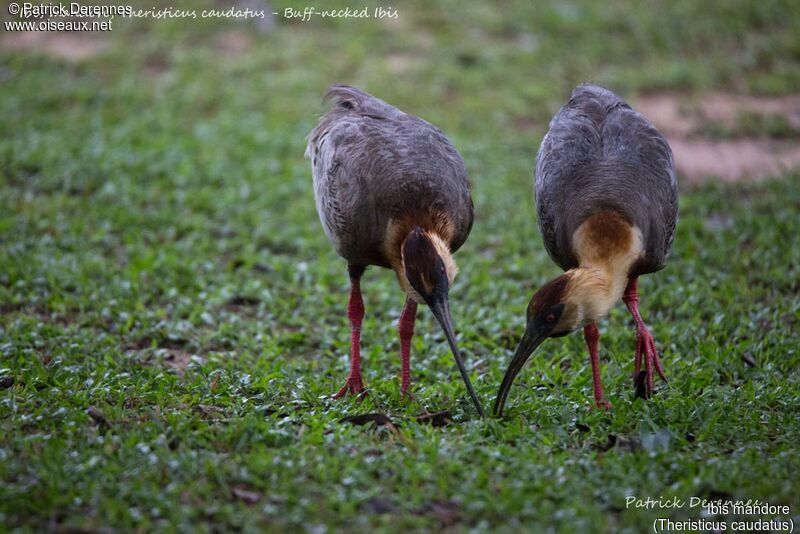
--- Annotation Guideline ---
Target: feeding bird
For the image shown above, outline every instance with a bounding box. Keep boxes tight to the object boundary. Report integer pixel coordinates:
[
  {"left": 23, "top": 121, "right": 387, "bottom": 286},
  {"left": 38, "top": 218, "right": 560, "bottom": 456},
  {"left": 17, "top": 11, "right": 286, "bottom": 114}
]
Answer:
[
  {"left": 494, "top": 84, "right": 678, "bottom": 416},
  {"left": 306, "top": 85, "right": 484, "bottom": 416}
]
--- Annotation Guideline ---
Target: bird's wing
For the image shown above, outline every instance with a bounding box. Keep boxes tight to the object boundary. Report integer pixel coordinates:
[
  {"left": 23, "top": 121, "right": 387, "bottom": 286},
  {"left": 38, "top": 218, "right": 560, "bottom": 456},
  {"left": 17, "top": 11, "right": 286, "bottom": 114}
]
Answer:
[
  {"left": 534, "top": 89, "right": 606, "bottom": 270},
  {"left": 600, "top": 91, "right": 678, "bottom": 272},
  {"left": 307, "top": 106, "right": 376, "bottom": 262},
  {"left": 391, "top": 115, "right": 473, "bottom": 253}
]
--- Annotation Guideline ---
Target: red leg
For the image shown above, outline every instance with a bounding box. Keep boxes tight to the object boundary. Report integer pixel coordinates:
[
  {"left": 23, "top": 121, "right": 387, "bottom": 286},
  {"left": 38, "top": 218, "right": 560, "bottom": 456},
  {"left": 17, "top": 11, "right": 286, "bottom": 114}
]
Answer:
[
  {"left": 584, "top": 323, "right": 611, "bottom": 410},
  {"left": 398, "top": 297, "right": 418, "bottom": 399},
  {"left": 333, "top": 268, "right": 366, "bottom": 398},
  {"left": 623, "top": 277, "right": 667, "bottom": 397}
]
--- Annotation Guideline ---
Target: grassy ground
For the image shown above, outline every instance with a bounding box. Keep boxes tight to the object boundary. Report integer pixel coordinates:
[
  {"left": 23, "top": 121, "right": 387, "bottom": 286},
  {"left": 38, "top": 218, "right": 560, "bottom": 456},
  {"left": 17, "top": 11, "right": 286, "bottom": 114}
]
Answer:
[{"left": 2, "top": 0, "right": 800, "bottom": 531}]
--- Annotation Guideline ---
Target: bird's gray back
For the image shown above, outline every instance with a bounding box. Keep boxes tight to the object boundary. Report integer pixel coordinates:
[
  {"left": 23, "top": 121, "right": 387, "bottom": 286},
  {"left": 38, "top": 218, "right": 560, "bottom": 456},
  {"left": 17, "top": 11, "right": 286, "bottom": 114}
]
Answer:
[
  {"left": 307, "top": 85, "right": 473, "bottom": 267},
  {"left": 535, "top": 84, "right": 678, "bottom": 274}
]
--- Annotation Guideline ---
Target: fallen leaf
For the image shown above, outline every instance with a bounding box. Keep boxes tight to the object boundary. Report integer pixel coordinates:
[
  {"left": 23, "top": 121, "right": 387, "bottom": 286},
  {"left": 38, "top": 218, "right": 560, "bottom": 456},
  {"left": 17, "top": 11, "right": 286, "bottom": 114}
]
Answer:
[
  {"left": 226, "top": 295, "right": 261, "bottom": 307},
  {"left": 414, "top": 500, "right": 461, "bottom": 526},
  {"left": 232, "top": 486, "right": 261, "bottom": 505},
  {"left": 416, "top": 410, "right": 452, "bottom": 427},
  {"left": 361, "top": 496, "right": 399, "bottom": 514},
  {"left": 340, "top": 413, "right": 397, "bottom": 432},
  {"left": 0, "top": 376, "right": 13, "bottom": 390},
  {"left": 592, "top": 433, "right": 641, "bottom": 453},
  {"left": 593, "top": 433, "right": 617, "bottom": 452},
  {"left": 193, "top": 404, "right": 226, "bottom": 420},
  {"left": 87, "top": 406, "right": 111, "bottom": 428}
]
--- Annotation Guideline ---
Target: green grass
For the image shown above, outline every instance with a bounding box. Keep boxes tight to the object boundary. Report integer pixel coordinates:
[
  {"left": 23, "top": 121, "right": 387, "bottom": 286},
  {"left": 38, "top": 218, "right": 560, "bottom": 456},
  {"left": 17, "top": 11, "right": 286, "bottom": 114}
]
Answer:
[{"left": 2, "top": 0, "right": 800, "bottom": 531}]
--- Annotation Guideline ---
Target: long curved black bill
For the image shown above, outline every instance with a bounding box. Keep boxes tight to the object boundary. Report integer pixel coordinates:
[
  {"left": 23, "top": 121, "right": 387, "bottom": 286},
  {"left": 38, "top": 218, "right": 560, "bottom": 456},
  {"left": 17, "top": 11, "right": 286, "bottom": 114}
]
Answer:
[
  {"left": 429, "top": 297, "right": 485, "bottom": 417},
  {"left": 493, "top": 330, "right": 545, "bottom": 417}
]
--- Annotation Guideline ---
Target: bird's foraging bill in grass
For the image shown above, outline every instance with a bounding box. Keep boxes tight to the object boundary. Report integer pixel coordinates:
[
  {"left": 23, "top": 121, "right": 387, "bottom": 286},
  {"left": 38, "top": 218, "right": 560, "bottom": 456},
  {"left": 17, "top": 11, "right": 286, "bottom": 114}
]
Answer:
[
  {"left": 306, "top": 84, "right": 484, "bottom": 416},
  {"left": 494, "top": 84, "right": 678, "bottom": 416}
]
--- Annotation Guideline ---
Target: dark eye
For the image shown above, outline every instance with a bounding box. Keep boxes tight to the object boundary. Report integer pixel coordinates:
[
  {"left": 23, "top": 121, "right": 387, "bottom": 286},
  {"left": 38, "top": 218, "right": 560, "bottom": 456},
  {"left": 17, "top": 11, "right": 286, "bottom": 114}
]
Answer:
[{"left": 546, "top": 313, "right": 556, "bottom": 323}]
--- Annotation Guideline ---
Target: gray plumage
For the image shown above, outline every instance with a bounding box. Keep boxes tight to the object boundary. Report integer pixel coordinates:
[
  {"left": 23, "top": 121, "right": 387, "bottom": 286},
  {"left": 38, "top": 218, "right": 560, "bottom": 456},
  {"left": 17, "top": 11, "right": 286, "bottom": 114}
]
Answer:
[
  {"left": 306, "top": 85, "right": 473, "bottom": 269},
  {"left": 535, "top": 84, "right": 678, "bottom": 275}
]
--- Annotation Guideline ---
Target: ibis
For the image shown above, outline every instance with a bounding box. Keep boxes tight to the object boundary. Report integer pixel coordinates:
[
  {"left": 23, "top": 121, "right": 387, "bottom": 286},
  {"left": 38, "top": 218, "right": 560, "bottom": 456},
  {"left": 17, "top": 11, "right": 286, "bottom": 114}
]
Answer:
[
  {"left": 494, "top": 84, "right": 678, "bottom": 415},
  {"left": 306, "top": 85, "right": 484, "bottom": 416}
]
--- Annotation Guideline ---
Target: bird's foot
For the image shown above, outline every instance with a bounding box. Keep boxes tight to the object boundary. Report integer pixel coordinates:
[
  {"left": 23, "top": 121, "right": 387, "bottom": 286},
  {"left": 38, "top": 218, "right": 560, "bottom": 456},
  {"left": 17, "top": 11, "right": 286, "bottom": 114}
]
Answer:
[
  {"left": 399, "top": 371, "right": 415, "bottom": 402},
  {"left": 333, "top": 376, "right": 366, "bottom": 400},
  {"left": 590, "top": 398, "right": 612, "bottom": 412},
  {"left": 401, "top": 393, "right": 417, "bottom": 404},
  {"left": 400, "top": 386, "right": 417, "bottom": 403},
  {"left": 633, "top": 326, "right": 667, "bottom": 398}
]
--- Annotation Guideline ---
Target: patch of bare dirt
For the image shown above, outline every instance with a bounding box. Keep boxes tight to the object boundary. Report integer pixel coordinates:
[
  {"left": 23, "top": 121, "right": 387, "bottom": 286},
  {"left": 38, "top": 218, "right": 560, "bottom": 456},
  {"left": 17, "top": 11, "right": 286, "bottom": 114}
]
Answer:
[
  {"left": 231, "top": 486, "right": 262, "bottom": 505},
  {"left": 1, "top": 31, "right": 106, "bottom": 60},
  {"left": 160, "top": 349, "right": 201, "bottom": 375},
  {"left": 631, "top": 93, "right": 695, "bottom": 136},
  {"left": 667, "top": 138, "right": 800, "bottom": 183},
  {"left": 633, "top": 92, "right": 800, "bottom": 182},
  {"left": 699, "top": 93, "right": 800, "bottom": 127}
]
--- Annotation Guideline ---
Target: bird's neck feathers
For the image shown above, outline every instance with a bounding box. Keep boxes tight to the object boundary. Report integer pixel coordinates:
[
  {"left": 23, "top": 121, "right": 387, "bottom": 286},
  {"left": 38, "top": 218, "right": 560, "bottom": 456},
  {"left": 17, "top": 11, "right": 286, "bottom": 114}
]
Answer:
[
  {"left": 561, "top": 267, "right": 623, "bottom": 326},
  {"left": 563, "top": 210, "right": 645, "bottom": 324},
  {"left": 426, "top": 232, "right": 459, "bottom": 283}
]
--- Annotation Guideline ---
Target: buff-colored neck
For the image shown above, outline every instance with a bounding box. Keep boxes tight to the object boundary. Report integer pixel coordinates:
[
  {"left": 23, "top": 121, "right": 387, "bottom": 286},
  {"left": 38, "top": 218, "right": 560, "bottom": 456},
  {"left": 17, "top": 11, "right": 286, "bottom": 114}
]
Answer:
[
  {"left": 426, "top": 232, "right": 459, "bottom": 283},
  {"left": 564, "top": 211, "right": 644, "bottom": 324},
  {"left": 563, "top": 267, "right": 627, "bottom": 325}
]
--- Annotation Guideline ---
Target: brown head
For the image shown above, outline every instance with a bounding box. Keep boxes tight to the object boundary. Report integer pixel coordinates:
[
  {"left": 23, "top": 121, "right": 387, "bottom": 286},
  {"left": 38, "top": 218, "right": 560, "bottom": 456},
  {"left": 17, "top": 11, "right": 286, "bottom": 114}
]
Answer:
[
  {"left": 493, "top": 268, "right": 612, "bottom": 416},
  {"left": 400, "top": 226, "right": 484, "bottom": 416},
  {"left": 401, "top": 227, "right": 457, "bottom": 303}
]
